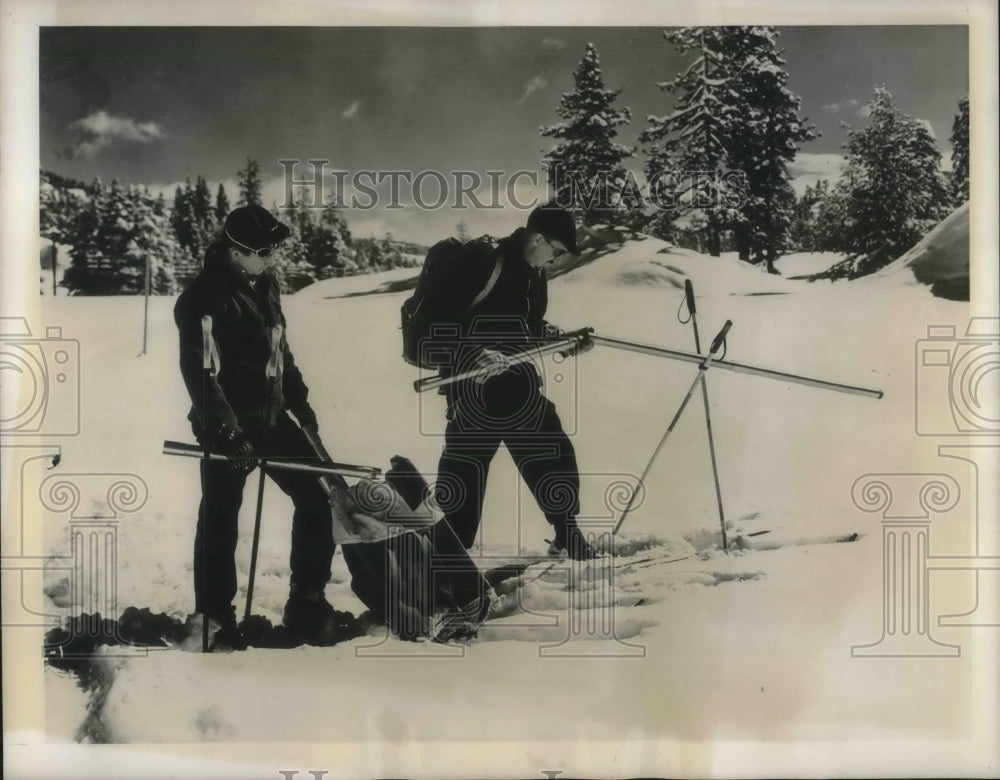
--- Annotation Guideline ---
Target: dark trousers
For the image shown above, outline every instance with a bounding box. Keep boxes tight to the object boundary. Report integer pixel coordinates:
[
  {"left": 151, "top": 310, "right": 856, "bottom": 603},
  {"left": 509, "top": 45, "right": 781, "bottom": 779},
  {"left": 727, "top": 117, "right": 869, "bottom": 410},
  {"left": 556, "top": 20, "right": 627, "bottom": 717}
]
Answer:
[
  {"left": 435, "top": 379, "right": 580, "bottom": 549},
  {"left": 193, "top": 413, "right": 334, "bottom": 616}
]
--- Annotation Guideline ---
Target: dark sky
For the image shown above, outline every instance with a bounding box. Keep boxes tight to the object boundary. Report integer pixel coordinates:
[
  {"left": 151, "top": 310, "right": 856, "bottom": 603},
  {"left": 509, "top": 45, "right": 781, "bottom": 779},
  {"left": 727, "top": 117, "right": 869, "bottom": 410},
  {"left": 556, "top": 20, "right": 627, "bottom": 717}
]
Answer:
[{"left": 39, "top": 26, "right": 969, "bottom": 241}]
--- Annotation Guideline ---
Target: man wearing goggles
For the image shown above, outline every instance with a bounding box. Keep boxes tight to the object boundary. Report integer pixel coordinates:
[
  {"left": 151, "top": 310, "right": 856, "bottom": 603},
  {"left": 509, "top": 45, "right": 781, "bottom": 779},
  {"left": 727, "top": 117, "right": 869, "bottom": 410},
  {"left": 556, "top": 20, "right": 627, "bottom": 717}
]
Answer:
[{"left": 174, "top": 205, "right": 338, "bottom": 650}]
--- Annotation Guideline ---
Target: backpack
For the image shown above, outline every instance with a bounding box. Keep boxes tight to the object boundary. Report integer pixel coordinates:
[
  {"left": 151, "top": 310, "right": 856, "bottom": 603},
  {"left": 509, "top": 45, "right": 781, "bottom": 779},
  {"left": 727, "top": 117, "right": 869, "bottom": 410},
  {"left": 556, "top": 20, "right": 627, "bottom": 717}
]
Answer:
[{"left": 401, "top": 238, "right": 501, "bottom": 368}]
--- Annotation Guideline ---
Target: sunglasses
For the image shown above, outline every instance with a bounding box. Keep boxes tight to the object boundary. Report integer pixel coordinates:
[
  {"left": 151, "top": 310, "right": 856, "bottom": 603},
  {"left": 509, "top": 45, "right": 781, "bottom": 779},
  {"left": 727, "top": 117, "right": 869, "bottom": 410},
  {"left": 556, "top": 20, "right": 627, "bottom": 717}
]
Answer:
[{"left": 226, "top": 230, "right": 276, "bottom": 258}]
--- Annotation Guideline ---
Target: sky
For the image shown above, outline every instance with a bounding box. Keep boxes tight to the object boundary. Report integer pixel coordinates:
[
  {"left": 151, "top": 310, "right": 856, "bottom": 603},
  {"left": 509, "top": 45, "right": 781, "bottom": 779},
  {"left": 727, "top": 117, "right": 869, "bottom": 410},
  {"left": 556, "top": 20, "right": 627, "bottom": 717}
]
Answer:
[{"left": 39, "top": 26, "right": 969, "bottom": 244}]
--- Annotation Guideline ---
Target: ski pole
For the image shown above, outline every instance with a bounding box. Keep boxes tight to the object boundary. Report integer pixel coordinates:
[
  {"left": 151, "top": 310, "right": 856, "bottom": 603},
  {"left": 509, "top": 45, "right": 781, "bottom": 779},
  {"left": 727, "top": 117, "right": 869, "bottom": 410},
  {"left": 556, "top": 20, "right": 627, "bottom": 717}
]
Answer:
[
  {"left": 413, "top": 331, "right": 592, "bottom": 393},
  {"left": 301, "top": 424, "right": 350, "bottom": 494},
  {"left": 590, "top": 333, "right": 883, "bottom": 400},
  {"left": 683, "top": 280, "right": 728, "bottom": 551},
  {"left": 613, "top": 320, "right": 733, "bottom": 536},
  {"left": 244, "top": 326, "right": 282, "bottom": 624},
  {"left": 162, "top": 441, "right": 381, "bottom": 479},
  {"left": 200, "top": 315, "right": 213, "bottom": 653}
]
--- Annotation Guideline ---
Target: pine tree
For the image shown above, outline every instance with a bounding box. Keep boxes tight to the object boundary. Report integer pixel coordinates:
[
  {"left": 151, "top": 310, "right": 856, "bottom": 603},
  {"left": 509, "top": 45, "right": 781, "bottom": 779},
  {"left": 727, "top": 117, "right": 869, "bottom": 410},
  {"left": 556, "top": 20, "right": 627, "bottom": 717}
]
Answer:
[
  {"left": 641, "top": 28, "right": 737, "bottom": 256},
  {"left": 237, "top": 158, "right": 263, "bottom": 206},
  {"left": 723, "top": 27, "right": 818, "bottom": 270},
  {"left": 642, "top": 27, "right": 816, "bottom": 263},
  {"left": 542, "top": 42, "right": 636, "bottom": 225},
  {"left": 835, "top": 86, "right": 951, "bottom": 276},
  {"left": 215, "top": 182, "right": 231, "bottom": 225},
  {"left": 40, "top": 171, "right": 84, "bottom": 294},
  {"left": 170, "top": 180, "right": 195, "bottom": 254},
  {"left": 949, "top": 96, "right": 969, "bottom": 204},
  {"left": 191, "top": 176, "right": 214, "bottom": 253}
]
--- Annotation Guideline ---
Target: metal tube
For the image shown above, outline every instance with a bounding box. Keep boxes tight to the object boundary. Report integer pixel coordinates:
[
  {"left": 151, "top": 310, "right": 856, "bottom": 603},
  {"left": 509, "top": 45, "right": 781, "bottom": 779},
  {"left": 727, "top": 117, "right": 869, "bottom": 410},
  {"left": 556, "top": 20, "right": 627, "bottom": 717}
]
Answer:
[
  {"left": 591, "top": 334, "right": 884, "bottom": 400},
  {"left": 163, "top": 440, "right": 381, "bottom": 479},
  {"left": 413, "top": 334, "right": 584, "bottom": 393}
]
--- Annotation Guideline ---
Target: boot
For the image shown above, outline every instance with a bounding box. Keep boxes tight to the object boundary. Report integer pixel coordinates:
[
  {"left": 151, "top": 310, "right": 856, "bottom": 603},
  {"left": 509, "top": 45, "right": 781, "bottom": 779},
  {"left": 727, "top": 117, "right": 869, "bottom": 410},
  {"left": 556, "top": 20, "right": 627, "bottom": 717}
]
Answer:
[
  {"left": 546, "top": 522, "right": 597, "bottom": 560},
  {"left": 181, "top": 606, "right": 246, "bottom": 653},
  {"left": 282, "top": 585, "right": 338, "bottom": 646}
]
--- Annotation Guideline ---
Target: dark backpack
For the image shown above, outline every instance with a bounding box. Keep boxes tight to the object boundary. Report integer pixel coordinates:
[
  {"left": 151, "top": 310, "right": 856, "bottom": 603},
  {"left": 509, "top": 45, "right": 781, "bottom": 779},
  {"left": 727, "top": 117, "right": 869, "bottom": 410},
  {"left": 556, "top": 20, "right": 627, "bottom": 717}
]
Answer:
[{"left": 401, "top": 238, "right": 500, "bottom": 368}]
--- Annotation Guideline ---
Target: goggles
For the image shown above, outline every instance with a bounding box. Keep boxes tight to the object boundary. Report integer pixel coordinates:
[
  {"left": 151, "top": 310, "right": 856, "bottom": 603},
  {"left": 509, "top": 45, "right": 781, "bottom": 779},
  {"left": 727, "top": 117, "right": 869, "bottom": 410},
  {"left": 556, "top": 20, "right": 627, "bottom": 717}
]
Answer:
[{"left": 226, "top": 229, "right": 276, "bottom": 258}]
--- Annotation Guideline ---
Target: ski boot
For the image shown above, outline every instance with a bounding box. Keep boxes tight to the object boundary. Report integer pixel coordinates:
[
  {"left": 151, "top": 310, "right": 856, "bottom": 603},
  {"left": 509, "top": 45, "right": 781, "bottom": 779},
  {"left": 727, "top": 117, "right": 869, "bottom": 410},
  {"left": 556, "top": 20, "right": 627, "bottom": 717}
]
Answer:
[
  {"left": 182, "top": 606, "right": 247, "bottom": 653},
  {"left": 282, "top": 585, "right": 338, "bottom": 646},
  {"left": 546, "top": 522, "right": 598, "bottom": 560}
]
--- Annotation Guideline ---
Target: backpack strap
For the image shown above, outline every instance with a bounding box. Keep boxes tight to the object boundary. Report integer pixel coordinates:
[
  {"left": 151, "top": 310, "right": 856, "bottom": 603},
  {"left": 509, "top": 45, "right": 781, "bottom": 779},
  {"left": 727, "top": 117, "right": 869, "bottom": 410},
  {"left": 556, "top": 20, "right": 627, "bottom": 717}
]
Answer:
[{"left": 468, "top": 253, "right": 502, "bottom": 312}]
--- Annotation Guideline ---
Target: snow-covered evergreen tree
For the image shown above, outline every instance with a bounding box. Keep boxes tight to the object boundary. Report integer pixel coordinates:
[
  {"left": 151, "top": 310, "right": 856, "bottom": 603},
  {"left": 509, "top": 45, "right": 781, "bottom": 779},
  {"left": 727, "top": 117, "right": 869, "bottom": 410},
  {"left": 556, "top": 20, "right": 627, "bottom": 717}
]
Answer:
[
  {"left": 833, "top": 86, "right": 951, "bottom": 276},
  {"left": 541, "top": 43, "right": 636, "bottom": 226},
  {"left": 641, "top": 28, "right": 739, "bottom": 255},
  {"left": 723, "top": 27, "right": 818, "bottom": 271},
  {"left": 127, "top": 185, "right": 179, "bottom": 294},
  {"left": 40, "top": 171, "right": 84, "bottom": 294},
  {"left": 237, "top": 158, "right": 263, "bottom": 207},
  {"left": 949, "top": 96, "right": 969, "bottom": 204},
  {"left": 190, "top": 176, "right": 215, "bottom": 256},
  {"left": 642, "top": 26, "right": 815, "bottom": 263}
]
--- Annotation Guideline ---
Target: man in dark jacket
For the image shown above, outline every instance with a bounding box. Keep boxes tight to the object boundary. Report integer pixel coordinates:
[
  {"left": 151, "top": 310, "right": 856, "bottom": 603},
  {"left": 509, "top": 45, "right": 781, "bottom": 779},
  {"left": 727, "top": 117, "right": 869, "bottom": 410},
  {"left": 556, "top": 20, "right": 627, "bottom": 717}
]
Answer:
[
  {"left": 174, "top": 205, "right": 336, "bottom": 649},
  {"left": 423, "top": 204, "right": 595, "bottom": 559}
]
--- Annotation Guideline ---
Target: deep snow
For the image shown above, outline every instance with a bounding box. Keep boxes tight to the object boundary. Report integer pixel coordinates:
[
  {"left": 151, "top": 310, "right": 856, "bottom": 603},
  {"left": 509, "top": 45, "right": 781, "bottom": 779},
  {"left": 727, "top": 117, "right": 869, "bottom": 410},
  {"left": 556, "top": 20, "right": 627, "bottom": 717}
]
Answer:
[{"left": 14, "top": 213, "right": 998, "bottom": 775}]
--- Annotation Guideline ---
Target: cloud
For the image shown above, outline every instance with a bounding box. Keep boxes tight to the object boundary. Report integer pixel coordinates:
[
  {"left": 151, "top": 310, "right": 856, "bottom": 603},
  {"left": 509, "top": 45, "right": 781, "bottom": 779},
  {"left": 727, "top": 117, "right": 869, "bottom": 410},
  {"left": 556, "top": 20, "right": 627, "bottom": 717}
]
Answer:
[
  {"left": 342, "top": 100, "right": 361, "bottom": 120},
  {"left": 788, "top": 153, "right": 847, "bottom": 196},
  {"left": 66, "top": 110, "right": 165, "bottom": 159},
  {"left": 855, "top": 103, "right": 872, "bottom": 118},
  {"left": 820, "top": 99, "right": 861, "bottom": 113},
  {"left": 516, "top": 75, "right": 548, "bottom": 105},
  {"left": 541, "top": 36, "right": 567, "bottom": 51}
]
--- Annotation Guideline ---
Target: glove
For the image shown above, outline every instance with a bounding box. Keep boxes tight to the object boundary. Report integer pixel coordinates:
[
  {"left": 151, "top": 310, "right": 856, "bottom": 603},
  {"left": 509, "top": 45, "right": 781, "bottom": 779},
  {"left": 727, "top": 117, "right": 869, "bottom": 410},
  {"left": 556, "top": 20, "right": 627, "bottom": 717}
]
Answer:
[
  {"left": 472, "top": 348, "right": 511, "bottom": 384},
  {"left": 218, "top": 427, "right": 257, "bottom": 474}
]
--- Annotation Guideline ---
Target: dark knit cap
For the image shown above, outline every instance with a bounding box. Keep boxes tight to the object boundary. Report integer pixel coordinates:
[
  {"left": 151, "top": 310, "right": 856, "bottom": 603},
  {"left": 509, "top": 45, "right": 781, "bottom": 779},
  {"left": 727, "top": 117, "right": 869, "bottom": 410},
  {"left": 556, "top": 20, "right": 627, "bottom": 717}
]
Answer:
[{"left": 526, "top": 203, "right": 580, "bottom": 255}]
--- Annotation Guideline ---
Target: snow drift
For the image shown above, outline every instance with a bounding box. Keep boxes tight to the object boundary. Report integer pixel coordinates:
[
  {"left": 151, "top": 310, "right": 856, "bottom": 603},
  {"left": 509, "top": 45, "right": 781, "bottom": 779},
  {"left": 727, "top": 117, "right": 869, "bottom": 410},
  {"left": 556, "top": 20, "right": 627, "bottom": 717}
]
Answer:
[{"left": 865, "top": 203, "right": 970, "bottom": 300}]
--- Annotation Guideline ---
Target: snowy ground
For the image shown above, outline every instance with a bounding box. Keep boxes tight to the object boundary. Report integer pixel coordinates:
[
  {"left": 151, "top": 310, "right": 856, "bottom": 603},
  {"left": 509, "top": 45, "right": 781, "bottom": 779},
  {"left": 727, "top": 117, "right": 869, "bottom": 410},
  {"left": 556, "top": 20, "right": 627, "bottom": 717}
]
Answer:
[{"left": 13, "top": 212, "right": 998, "bottom": 775}]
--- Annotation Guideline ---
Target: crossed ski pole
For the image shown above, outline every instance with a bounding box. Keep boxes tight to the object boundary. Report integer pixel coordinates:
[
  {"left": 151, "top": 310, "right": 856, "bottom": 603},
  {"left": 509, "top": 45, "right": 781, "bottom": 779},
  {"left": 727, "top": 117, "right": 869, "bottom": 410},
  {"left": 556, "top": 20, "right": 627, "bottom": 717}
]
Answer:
[
  {"left": 613, "top": 319, "right": 733, "bottom": 536},
  {"left": 681, "top": 279, "right": 728, "bottom": 551}
]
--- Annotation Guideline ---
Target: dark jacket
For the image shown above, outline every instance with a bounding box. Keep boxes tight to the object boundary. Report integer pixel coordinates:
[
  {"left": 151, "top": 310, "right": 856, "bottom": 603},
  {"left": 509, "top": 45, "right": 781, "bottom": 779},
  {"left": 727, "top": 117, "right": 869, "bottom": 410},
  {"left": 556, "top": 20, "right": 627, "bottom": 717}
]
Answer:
[
  {"left": 174, "top": 240, "right": 316, "bottom": 441},
  {"left": 424, "top": 228, "right": 548, "bottom": 403}
]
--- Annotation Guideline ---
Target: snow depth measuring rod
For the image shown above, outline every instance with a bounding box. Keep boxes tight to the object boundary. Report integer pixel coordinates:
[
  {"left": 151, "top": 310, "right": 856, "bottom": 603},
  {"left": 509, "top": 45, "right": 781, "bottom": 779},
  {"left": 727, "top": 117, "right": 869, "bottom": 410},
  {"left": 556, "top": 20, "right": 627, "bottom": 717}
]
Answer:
[
  {"left": 413, "top": 333, "right": 585, "bottom": 393},
  {"left": 590, "top": 334, "right": 884, "bottom": 399},
  {"left": 414, "top": 328, "right": 884, "bottom": 400},
  {"left": 162, "top": 441, "right": 382, "bottom": 480}
]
